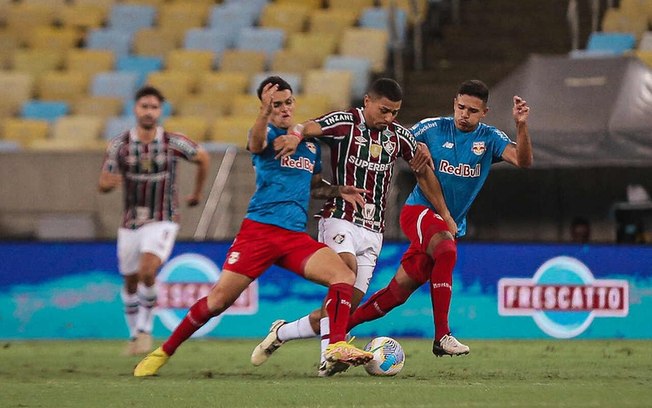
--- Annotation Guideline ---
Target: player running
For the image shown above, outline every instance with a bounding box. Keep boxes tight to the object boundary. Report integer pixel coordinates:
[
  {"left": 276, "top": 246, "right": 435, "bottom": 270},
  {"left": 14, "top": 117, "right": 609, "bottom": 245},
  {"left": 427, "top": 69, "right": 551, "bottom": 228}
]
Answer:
[
  {"left": 134, "top": 76, "right": 374, "bottom": 377},
  {"left": 348, "top": 79, "right": 533, "bottom": 357}
]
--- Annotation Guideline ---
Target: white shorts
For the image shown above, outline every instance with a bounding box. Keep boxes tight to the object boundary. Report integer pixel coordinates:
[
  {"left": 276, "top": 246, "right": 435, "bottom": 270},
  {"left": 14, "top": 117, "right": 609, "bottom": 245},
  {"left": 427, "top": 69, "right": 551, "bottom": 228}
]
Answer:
[
  {"left": 117, "top": 221, "right": 179, "bottom": 276},
  {"left": 318, "top": 217, "right": 383, "bottom": 294}
]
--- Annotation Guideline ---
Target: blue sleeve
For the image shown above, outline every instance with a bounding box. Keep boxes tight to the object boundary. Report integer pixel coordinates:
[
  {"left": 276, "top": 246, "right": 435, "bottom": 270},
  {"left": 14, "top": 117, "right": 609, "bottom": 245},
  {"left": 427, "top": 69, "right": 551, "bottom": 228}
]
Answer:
[
  {"left": 314, "top": 142, "right": 322, "bottom": 174},
  {"left": 491, "top": 128, "right": 512, "bottom": 162}
]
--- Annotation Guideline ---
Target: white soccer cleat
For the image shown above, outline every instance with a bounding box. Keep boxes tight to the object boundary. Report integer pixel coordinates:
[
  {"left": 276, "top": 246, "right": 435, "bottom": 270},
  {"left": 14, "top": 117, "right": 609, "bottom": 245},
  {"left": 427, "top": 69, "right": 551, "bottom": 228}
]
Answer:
[
  {"left": 251, "top": 320, "right": 286, "bottom": 366},
  {"left": 433, "top": 333, "right": 470, "bottom": 357}
]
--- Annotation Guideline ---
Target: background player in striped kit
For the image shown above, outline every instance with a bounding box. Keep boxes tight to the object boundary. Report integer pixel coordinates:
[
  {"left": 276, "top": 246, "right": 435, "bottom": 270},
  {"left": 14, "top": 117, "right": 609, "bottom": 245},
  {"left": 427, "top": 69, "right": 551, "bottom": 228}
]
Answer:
[
  {"left": 251, "top": 78, "right": 441, "bottom": 376},
  {"left": 98, "top": 86, "right": 210, "bottom": 356},
  {"left": 348, "top": 79, "right": 533, "bottom": 357},
  {"left": 134, "top": 76, "right": 374, "bottom": 377}
]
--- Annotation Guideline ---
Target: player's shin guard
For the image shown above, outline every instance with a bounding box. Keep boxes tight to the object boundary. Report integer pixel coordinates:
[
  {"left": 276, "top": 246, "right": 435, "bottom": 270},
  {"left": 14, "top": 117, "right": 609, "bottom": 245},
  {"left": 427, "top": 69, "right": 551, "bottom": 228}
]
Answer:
[
  {"left": 347, "top": 278, "right": 411, "bottom": 331},
  {"left": 121, "top": 288, "right": 139, "bottom": 339},
  {"left": 162, "top": 296, "right": 214, "bottom": 356},
  {"left": 277, "top": 315, "right": 318, "bottom": 342},
  {"left": 325, "top": 283, "right": 353, "bottom": 343},
  {"left": 430, "top": 239, "right": 457, "bottom": 341},
  {"left": 136, "top": 283, "right": 157, "bottom": 334}
]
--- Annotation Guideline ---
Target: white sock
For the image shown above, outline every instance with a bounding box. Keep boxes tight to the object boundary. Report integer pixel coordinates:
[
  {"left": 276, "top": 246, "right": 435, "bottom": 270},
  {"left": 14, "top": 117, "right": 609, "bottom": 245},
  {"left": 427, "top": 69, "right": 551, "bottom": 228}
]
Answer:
[
  {"left": 277, "top": 315, "right": 318, "bottom": 342},
  {"left": 319, "top": 317, "right": 330, "bottom": 364},
  {"left": 136, "top": 283, "right": 157, "bottom": 334},
  {"left": 121, "top": 288, "right": 139, "bottom": 339}
]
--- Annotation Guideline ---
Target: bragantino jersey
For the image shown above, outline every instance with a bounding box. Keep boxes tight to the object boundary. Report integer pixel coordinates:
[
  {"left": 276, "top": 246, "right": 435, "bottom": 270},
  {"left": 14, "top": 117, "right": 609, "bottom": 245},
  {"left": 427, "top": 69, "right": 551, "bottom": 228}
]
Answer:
[
  {"left": 406, "top": 117, "right": 513, "bottom": 237},
  {"left": 246, "top": 123, "right": 322, "bottom": 232},
  {"left": 102, "top": 127, "right": 200, "bottom": 229},
  {"left": 315, "top": 108, "right": 417, "bottom": 233}
]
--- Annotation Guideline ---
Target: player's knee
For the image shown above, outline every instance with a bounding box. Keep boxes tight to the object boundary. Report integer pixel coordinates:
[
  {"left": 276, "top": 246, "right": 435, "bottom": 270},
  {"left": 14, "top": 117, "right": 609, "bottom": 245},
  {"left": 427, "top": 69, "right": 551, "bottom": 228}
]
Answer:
[
  {"left": 430, "top": 237, "right": 457, "bottom": 260},
  {"left": 206, "top": 287, "right": 235, "bottom": 315},
  {"left": 329, "top": 264, "right": 355, "bottom": 286}
]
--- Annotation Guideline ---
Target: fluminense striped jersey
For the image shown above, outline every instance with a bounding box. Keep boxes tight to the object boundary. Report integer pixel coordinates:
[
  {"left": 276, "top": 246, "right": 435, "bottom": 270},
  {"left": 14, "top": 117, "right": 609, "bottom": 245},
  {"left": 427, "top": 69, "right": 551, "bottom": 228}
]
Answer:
[
  {"left": 102, "top": 126, "right": 200, "bottom": 229},
  {"left": 315, "top": 108, "right": 417, "bottom": 233}
]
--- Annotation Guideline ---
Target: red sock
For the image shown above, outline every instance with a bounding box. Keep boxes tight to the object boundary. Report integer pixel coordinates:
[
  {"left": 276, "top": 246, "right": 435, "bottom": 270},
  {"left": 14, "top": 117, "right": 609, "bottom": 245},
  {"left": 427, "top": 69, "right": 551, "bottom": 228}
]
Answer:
[
  {"left": 347, "top": 278, "right": 412, "bottom": 331},
  {"left": 430, "top": 240, "right": 457, "bottom": 341},
  {"left": 325, "top": 283, "right": 353, "bottom": 343},
  {"left": 162, "top": 297, "right": 214, "bottom": 356}
]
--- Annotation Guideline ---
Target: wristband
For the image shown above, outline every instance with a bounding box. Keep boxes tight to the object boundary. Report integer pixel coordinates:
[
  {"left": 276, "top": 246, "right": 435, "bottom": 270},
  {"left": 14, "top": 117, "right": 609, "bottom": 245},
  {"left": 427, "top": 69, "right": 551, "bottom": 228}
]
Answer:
[{"left": 288, "top": 124, "right": 304, "bottom": 141}]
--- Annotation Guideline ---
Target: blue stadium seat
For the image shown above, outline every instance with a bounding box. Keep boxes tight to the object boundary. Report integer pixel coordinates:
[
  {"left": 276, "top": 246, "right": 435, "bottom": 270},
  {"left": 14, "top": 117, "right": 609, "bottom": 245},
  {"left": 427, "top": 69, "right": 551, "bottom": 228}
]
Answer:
[
  {"left": 108, "top": 4, "right": 157, "bottom": 35},
  {"left": 122, "top": 100, "right": 173, "bottom": 120},
  {"left": 116, "top": 55, "right": 163, "bottom": 88},
  {"left": 184, "top": 28, "right": 231, "bottom": 65},
  {"left": 222, "top": 0, "right": 269, "bottom": 22},
  {"left": 236, "top": 27, "right": 285, "bottom": 62},
  {"left": 87, "top": 29, "right": 132, "bottom": 59},
  {"left": 586, "top": 32, "right": 637, "bottom": 54},
  {"left": 21, "top": 100, "right": 69, "bottom": 123},
  {"left": 324, "top": 55, "right": 372, "bottom": 101},
  {"left": 91, "top": 72, "right": 140, "bottom": 101},
  {"left": 208, "top": 4, "right": 258, "bottom": 46},
  {"left": 249, "top": 72, "right": 302, "bottom": 95},
  {"left": 103, "top": 116, "right": 137, "bottom": 139},
  {"left": 360, "top": 7, "right": 408, "bottom": 46}
]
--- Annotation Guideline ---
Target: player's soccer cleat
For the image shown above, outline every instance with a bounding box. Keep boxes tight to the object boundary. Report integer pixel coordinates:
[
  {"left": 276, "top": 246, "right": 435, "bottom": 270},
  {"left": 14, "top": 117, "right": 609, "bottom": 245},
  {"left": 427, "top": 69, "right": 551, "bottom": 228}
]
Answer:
[
  {"left": 433, "top": 334, "right": 470, "bottom": 357},
  {"left": 317, "top": 360, "right": 350, "bottom": 377},
  {"left": 250, "top": 320, "right": 286, "bottom": 366},
  {"left": 134, "top": 332, "right": 153, "bottom": 355},
  {"left": 133, "top": 347, "right": 170, "bottom": 377},
  {"left": 324, "top": 340, "right": 373, "bottom": 366}
]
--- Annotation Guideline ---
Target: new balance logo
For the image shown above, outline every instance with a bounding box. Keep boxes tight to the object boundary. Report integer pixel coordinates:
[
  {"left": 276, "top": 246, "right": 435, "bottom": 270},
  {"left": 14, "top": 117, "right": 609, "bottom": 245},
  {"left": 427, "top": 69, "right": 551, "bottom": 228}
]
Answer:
[{"left": 442, "top": 142, "right": 454, "bottom": 149}]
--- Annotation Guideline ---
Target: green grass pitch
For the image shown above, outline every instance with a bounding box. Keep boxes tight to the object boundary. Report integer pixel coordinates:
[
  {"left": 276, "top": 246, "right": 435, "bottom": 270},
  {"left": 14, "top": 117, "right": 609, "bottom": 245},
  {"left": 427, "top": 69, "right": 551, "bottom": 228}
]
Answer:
[{"left": 1, "top": 339, "right": 651, "bottom": 407}]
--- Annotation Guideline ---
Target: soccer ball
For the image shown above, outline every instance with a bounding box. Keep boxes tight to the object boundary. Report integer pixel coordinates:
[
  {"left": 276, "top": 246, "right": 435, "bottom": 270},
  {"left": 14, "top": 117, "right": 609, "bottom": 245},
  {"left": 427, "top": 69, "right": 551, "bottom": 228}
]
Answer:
[{"left": 363, "top": 336, "right": 405, "bottom": 376}]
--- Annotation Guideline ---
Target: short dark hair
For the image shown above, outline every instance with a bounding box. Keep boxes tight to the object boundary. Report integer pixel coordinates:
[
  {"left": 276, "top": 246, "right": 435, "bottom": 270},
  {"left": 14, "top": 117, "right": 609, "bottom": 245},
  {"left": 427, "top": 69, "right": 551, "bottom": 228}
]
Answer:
[
  {"left": 135, "top": 85, "right": 165, "bottom": 102},
  {"left": 368, "top": 77, "right": 403, "bottom": 102},
  {"left": 458, "top": 80, "right": 489, "bottom": 104},
  {"left": 256, "top": 76, "right": 293, "bottom": 100}
]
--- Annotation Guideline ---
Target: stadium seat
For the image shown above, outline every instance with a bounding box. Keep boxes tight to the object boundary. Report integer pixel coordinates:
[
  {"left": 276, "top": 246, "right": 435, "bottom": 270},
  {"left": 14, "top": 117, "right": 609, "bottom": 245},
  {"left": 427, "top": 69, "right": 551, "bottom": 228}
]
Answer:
[
  {"left": 601, "top": 8, "right": 648, "bottom": 40},
  {"left": 146, "top": 71, "right": 195, "bottom": 105},
  {"left": 208, "top": 115, "right": 254, "bottom": 148},
  {"left": 159, "top": 2, "right": 210, "bottom": 34},
  {"left": 133, "top": 29, "right": 180, "bottom": 59},
  {"left": 308, "top": 9, "right": 358, "bottom": 36},
  {"left": 586, "top": 32, "right": 636, "bottom": 54},
  {"left": 0, "top": 72, "right": 34, "bottom": 117},
  {"left": 65, "top": 49, "right": 115, "bottom": 77},
  {"left": 635, "top": 50, "right": 652, "bottom": 68},
  {"left": 108, "top": 4, "right": 157, "bottom": 34},
  {"left": 276, "top": 0, "right": 321, "bottom": 9},
  {"left": 72, "top": 0, "right": 117, "bottom": 12},
  {"left": 232, "top": 94, "right": 264, "bottom": 118},
  {"left": 11, "top": 50, "right": 64, "bottom": 80},
  {"left": 86, "top": 29, "right": 132, "bottom": 59},
  {"left": 236, "top": 27, "right": 286, "bottom": 62},
  {"left": 91, "top": 72, "right": 140, "bottom": 101},
  {"left": 0, "top": 31, "right": 19, "bottom": 70},
  {"left": 72, "top": 96, "right": 123, "bottom": 119},
  {"left": 197, "top": 72, "right": 250, "bottom": 97},
  {"left": 177, "top": 95, "right": 232, "bottom": 122},
  {"left": 116, "top": 55, "right": 163, "bottom": 88},
  {"left": 184, "top": 29, "right": 231, "bottom": 65},
  {"left": 303, "top": 69, "right": 353, "bottom": 111},
  {"left": 287, "top": 32, "right": 339, "bottom": 64},
  {"left": 165, "top": 50, "right": 216, "bottom": 75},
  {"left": 163, "top": 116, "right": 210, "bottom": 141},
  {"left": 339, "top": 28, "right": 390, "bottom": 73},
  {"left": 5, "top": 4, "right": 57, "bottom": 43},
  {"left": 270, "top": 49, "right": 323, "bottom": 76},
  {"left": 219, "top": 50, "right": 267, "bottom": 78},
  {"left": 248, "top": 72, "right": 301, "bottom": 95},
  {"left": 1, "top": 118, "right": 49, "bottom": 147},
  {"left": 103, "top": 115, "right": 136, "bottom": 139},
  {"left": 260, "top": 3, "right": 310, "bottom": 34},
  {"left": 59, "top": 4, "right": 107, "bottom": 31},
  {"left": 324, "top": 55, "right": 372, "bottom": 101},
  {"left": 21, "top": 101, "right": 69, "bottom": 123},
  {"left": 222, "top": 0, "right": 269, "bottom": 22},
  {"left": 208, "top": 4, "right": 258, "bottom": 47},
  {"left": 26, "top": 27, "right": 79, "bottom": 52},
  {"left": 41, "top": 115, "right": 105, "bottom": 150},
  {"left": 37, "top": 71, "right": 90, "bottom": 104},
  {"left": 293, "top": 94, "right": 331, "bottom": 123},
  {"left": 360, "top": 7, "right": 408, "bottom": 46},
  {"left": 639, "top": 32, "right": 652, "bottom": 50},
  {"left": 326, "top": 0, "right": 375, "bottom": 19}
]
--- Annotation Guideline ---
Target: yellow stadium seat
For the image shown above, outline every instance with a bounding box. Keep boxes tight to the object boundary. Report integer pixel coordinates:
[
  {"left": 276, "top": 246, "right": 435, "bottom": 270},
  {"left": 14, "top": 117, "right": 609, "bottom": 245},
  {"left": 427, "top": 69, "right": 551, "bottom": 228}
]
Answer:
[
  {"left": 163, "top": 116, "right": 210, "bottom": 141},
  {"left": 260, "top": 4, "right": 310, "bottom": 34},
  {"left": 271, "top": 49, "right": 324, "bottom": 76},
  {"left": 340, "top": 28, "right": 389, "bottom": 73},
  {"left": 303, "top": 69, "right": 352, "bottom": 110},
  {"left": 59, "top": 4, "right": 107, "bottom": 30},
  {"left": 11, "top": 50, "right": 64, "bottom": 80},
  {"left": 2, "top": 118, "right": 49, "bottom": 147},
  {"left": 71, "top": 96, "right": 123, "bottom": 118},
  {"left": 276, "top": 0, "right": 322, "bottom": 9},
  {"left": 327, "top": 0, "right": 375, "bottom": 14},
  {"left": 0, "top": 0, "right": 11, "bottom": 25},
  {"left": 38, "top": 71, "right": 90, "bottom": 104},
  {"left": 197, "top": 72, "right": 249, "bottom": 98},
  {"left": 166, "top": 50, "right": 215, "bottom": 74},
  {"left": 0, "top": 31, "right": 20, "bottom": 70},
  {"left": 29, "top": 137, "right": 107, "bottom": 151},
  {"left": 309, "top": 9, "right": 358, "bottom": 34},
  {"left": 22, "top": 0, "right": 67, "bottom": 8},
  {"left": 0, "top": 72, "right": 34, "bottom": 116},
  {"left": 232, "top": 94, "right": 263, "bottom": 118},
  {"left": 158, "top": 2, "right": 210, "bottom": 31},
  {"left": 5, "top": 4, "right": 58, "bottom": 43},
  {"left": 146, "top": 71, "right": 195, "bottom": 105},
  {"left": 123, "top": 0, "right": 166, "bottom": 5},
  {"left": 219, "top": 50, "right": 267, "bottom": 78},
  {"left": 293, "top": 94, "right": 331, "bottom": 123},
  {"left": 42, "top": 115, "right": 105, "bottom": 150},
  {"left": 71, "top": 0, "right": 117, "bottom": 13},
  {"left": 134, "top": 28, "right": 180, "bottom": 59},
  {"left": 65, "top": 49, "right": 115, "bottom": 77},
  {"left": 208, "top": 115, "right": 255, "bottom": 148},
  {"left": 287, "top": 32, "right": 339, "bottom": 64},
  {"left": 636, "top": 50, "right": 652, "bottom": 68},
  {"left": 177, "top": 95, "right": 232, "bottom": 123},
  {"left": 26, "top": 27, "right": 79, "bottom": 52}
]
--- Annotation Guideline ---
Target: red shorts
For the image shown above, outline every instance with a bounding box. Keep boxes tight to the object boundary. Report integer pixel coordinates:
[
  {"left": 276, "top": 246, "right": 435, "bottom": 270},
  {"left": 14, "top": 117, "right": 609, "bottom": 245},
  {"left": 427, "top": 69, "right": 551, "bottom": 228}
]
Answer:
[
  {"left": 223, "top": 219, "right": 327, "bottom": 279},
  {"left": 399, "top": 204, "right": 451, "bottom": 284}
]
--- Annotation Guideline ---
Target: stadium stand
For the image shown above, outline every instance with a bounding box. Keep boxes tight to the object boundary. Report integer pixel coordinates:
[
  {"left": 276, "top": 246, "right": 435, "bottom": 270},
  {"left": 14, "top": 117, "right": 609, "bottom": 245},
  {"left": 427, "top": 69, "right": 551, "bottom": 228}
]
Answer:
[
  {"left": 259, "top": 3, "right": 310, "bottom": 34},
  {"left": 163, "top": 116, "right": 210, "bottom": 141},
  {"left": 11, "top": 50, "right": 64, "bottom": 80},
  {"left": 72, "top": 96, "right": 123, "bottom": 120},
  {"left": 208, "top": 115, "right": 254, "bottom": 148},
  {"left": 145, "top": 70, "right": 194, "bottom": 105},
  {"left": 91, "top": 71, "right": 140, "bottom": 101},
  {"left": 65, "top": 49, "right": 115, "bottom": 78},
  {"left": 21, "top": 101, "right": 69, "bottom": 123},
  {"left": 107, "top": 4, "right": 156, "bottom": 35},
  {"left": 235, "top": 27, "right": 286, "bottom": 63},
  {"left": 86, "top": 29, "right": 132, "bottom": 59},
  {"left": 219, "top": 50, "right": 267, "bottom": 78},
  {"left": 37, "top": 71, "right": 90, "bottom": 105},
  {"left": 586, "top": 32, "right": 637, "bottom": 54},
  {"left": 103, "top": 115, "right": 136, "bottom": 139},
  {"left": 323, "top": 55, "right": 372, "bottom": 101},
  {"left": 116, "top": 55, "right": 163, "bottom": 88},
  {"left": 339, "top": 28, "right": 390, "bottom": 73},
  {"left": 303, "top": 69, "right": 353, "bottom": 111},
  {"left": 2, "top": 118, "right": 49, "bottom": 147},
  {"left": 133, "top": 28, "right": 179, "bottom": 58}
]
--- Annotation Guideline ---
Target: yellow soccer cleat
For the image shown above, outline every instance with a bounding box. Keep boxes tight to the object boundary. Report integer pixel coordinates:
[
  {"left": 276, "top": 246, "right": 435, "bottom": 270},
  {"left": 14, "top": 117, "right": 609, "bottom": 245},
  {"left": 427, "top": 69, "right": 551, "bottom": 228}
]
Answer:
[
  {"left": 324, "top": 340, "right": 373, "bottom": 367},
  {"left": 133, "top": 346, "right": 169, "bottom": 377}
]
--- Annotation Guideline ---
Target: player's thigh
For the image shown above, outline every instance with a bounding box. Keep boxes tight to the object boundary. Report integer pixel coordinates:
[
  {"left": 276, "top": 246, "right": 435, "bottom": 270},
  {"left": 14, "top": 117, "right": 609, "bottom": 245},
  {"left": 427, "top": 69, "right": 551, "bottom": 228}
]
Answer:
[
  {"left": 400, "top": 205, "right": 449, "bottom": 253},
  {"left": 207, "top": 269, "right": 253, "bottom": 312},
  {"left": 139, "top": 221, "right": 179, "bottom": 265},
  {"left": 222, "top": 219, "right": 278, "bottom": 279},
  {"left": 302, "top": 246, "right": 354, "bottom": 286},
  {"left": 400, "top": 242, "right": 433, "bottom": 285},
  {"left": 352, "top": 228, "right": 383, "bottom": 294},
  {"left": 117, "top": 228, "right": 140, "bottom": 276}
]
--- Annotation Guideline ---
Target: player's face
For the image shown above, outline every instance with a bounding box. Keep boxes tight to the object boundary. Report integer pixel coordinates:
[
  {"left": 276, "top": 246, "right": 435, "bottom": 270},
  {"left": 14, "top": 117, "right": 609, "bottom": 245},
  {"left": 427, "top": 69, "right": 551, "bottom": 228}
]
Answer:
[
  {"left": 453, "top": 94, "right": 488, "bottom": 132},
  {"left": 363, "top": 95, "right": 401, "bottom": 129},
  {"left": 134, "top": 95, "right": 162, "bottom": 130},
  {"left": 268, "top": 89, "right": 294, "bottom": 129}
]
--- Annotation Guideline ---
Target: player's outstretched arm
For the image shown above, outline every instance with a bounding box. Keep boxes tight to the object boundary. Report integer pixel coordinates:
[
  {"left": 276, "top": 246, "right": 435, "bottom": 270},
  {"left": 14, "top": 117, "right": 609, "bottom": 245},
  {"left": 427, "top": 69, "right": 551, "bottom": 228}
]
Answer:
[
  {"left": 502, "top": 95, "right": 533, "bottom": 168},
  {"left": 186, "top": 147, "right": 210, "bottom": 207},
  {"left": 273, "top": 121, "right": 323, "bottom": 159},
  {"left": 415, "top": 170, "right": 458, "bottom": 236}
]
